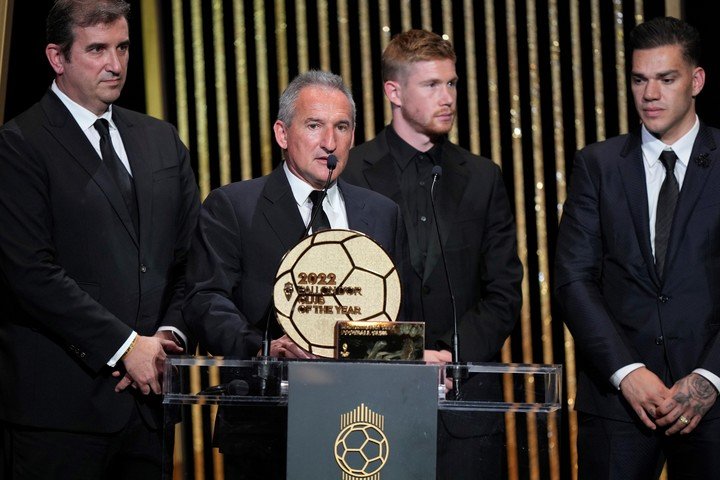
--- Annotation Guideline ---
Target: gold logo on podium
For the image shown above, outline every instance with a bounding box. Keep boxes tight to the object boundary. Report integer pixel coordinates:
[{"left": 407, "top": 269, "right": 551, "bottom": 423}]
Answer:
[{"left": 334, "top": 403, "right": 389, "bottom": 479}]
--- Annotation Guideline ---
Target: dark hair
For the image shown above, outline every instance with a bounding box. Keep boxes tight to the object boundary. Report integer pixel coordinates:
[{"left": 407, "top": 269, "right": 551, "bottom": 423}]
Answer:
[
  {"left": 382, "top": 29, "right": 456, "bottom": 82},
  {"left": 47, "top": 0, "right": 131, "bottom": 60},
  {"left": 629, "top": 16, "right": 701, "bottom": 66}
]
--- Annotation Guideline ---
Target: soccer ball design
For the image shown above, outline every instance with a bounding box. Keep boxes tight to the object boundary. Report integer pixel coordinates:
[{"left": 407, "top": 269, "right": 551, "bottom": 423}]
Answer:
[
  {"left": 334, "top": 422, "right": 389, "bottom": 477},
  {"left": 273, "top": 229, "right": 401, "bottom": 357}
]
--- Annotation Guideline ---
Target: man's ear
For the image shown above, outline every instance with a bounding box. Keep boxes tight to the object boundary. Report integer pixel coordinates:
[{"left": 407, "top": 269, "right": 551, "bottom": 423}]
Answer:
[
  {"left": 691, "top": 66, "right": 705, "bottom": 98},
  {"left": 273, "top": 120, "right": 288, "bottom": 149},
  {"left": 46, "top": 44, "right": 66, "bottom": 75},
  {"left": 383, "top": 80, "right": 402, "bottom": 108}
]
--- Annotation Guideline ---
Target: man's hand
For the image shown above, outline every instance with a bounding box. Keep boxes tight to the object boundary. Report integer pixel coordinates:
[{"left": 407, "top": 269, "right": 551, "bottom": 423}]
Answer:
[
  {"left": 655, "top": 373, "right": 718, "bottom": 435},
  {"left": 116, "top": 335, "right": 183, "bottom": 395},
  {"left": 423, "top": 349, "right": 452, "bottom": 364},
  {"left": 268, "top": 334, "right": 317, "bottom": 359},
  {"left": 114, "top": 332, "right": 184, "bottom": 393},
  {"left": 619, "top": 367, "right": 669, "bottom": 430}
]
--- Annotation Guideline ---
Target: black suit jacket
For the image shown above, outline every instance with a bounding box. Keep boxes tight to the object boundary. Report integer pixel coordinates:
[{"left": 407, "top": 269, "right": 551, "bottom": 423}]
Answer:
[
  {"left": 0, "top": 91, "right": 200, "bottom": 432},
  {"left": 183, "top": 164, "right": 408, "bottom": 357},
  {"left": 555, "top": 125, "right": 720, "bottom": 421},
  {"left": 343, "top": 128, "right": 522, "bottom": 363}
]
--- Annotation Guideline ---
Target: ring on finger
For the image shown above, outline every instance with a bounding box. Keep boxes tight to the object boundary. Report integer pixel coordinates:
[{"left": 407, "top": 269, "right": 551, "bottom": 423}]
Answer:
[{"left": 678, "top": 415, "right": 690, "bottom": 425}]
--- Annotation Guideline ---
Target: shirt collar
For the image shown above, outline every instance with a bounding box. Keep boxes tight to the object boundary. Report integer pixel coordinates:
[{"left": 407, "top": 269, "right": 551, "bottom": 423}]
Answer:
[
  {"left": 51, "top": 81, "right": 115, "bottom": 131},
  {"left": 283, "top": 161, "right": 339, "bottom": 208},
  {"left": 386, "top": 123, "right": 445, "bottom": 170},
  {"left": 641, "top": 115, "right": 699, "bottom": 169}
]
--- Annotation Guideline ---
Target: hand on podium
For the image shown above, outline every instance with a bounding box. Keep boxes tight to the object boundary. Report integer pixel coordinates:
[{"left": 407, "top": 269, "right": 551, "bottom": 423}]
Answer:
[
  {"left": 113, "top": 333, "right": 183, "bottom": 394},
  {"left": 266, "top": 334, "right": 317, "bottom": 359}
]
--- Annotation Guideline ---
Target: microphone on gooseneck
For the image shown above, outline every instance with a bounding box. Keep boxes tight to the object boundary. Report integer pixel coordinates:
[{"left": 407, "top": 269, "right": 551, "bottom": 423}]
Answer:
[
  {"left": 258, "top": 154, "right": 339, "bottom": 395},
  {"left": 300, "top": 154, "right": 338, "bottom": 240},
  {"left": 429, "top": 165, "right": 462, "bottom": 399}
]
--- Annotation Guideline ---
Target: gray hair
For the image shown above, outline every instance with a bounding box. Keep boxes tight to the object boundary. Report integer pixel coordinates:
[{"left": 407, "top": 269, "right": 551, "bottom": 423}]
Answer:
[{"left": 277, "top": 70, "right": 356, "bottom": 126}]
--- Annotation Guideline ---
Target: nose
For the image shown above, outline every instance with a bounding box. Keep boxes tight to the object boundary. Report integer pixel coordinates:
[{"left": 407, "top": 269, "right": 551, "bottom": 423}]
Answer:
[
  {"left": 320, "top": 127, "right": 337, "bottom": 152},
  {"left": 439, "top": 85, "right": 454, "bottom": 106},
  {"left": 106, "top": 50, "right": 122, "bottom": 74},
  {"left": 644, "top": 79, "right": 660, "bottom": 101}
]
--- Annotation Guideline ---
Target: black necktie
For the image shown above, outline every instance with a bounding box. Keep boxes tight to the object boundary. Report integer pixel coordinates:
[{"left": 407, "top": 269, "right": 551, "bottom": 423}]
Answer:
[
  {"left": 94, "top": 119, "right": 138, "bottom": 234},
  {"left": 308, "top": 190, "right": 331, "bottom": 232},
  {"left": 655, "top": 150, "right": 679, "bottom": 280}
]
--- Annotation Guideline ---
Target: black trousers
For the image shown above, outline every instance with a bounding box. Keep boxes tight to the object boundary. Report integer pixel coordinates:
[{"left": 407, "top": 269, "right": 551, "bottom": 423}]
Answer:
[
  {"left": 578, "top": 412, "right": 720, "bottom": 480},
  {"left": 2, "top": 404, "right": 162, "bottom": 480}
]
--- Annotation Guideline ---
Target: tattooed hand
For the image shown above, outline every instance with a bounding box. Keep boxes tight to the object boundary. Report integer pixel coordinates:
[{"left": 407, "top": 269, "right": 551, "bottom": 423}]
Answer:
[{"left": 655, "top": 373, "right": 718, "bottom": 435}]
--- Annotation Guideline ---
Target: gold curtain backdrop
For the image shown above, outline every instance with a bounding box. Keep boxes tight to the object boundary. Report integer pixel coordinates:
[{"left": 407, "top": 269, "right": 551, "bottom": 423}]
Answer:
[{"left": 135, "top": 1, "right": 681, "bottom": 479}]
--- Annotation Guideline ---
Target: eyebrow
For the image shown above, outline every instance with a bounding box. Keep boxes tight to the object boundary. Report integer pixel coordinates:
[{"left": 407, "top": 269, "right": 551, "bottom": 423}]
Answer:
[{"left": 631, "top": 69, "right": 679, "bottom": 78}]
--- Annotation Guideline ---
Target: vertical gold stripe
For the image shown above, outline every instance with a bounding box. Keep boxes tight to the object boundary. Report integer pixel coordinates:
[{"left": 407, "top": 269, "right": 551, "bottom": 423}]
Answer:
[
  {"left": 275, "top": 0, "right": 289, "bottom": 93},
  {"left": 189, "top": 367, "right": 205, "bottom": 479},
  {"left": 506, "top": 1, "right": 539, "bottom": 478},
  {"left": 295, "top": 0, "right": 309, "bottom": 72},
  {"left": 337, "top": 0, "right": 352, "bottom": 87},
  {"left": 191, "top": 0, "right": 211, "bottom": 199},
  {"left": 665, "top": 0, "right": 681, "bottom": 18},
  {"left": 590, "top": 0, "right": 606, "bottom": 141},
  {"left": 421, "top": 0, "right": 432, "bottom": 31},
  {"left": 543, "top": 0, "right": 577, "bottom": 479},
  {"left": 0, "top": 0, "right": 14, "bottom": 125},
  {"left": 401, "top": 0, "right": 412, "bottom": 32},
  {"left": 207, "top": 365, "right": 222, "bottom": 479},
  {"left": 566, "top": 2, "right": 584, "bottom": 478},
  {"left": 463, "top": 0, "right": 480, "bottom": 154},
  {"left": 233, "top": 0, "right": 252, "bottom": 180},
  {"left": 526, "top": 1, "right": 558, "bottom": 478},
  {"left": 141, "top": 0, "right": 165, "bottom": 119},
  {"left": 317, "top": 0, "right": 330, "bottom": 71},
  {"left": 614, "top": 1, "right": 628, "bottom": 134},
  {"left": 635, "top": 0, "right": 644, "bottom": 24},
  {"left": 485, "top": 1, "right": 502, "bottom": 168},
  {"left": 379, "top": 0, "right": 392, "bottom": 124},
  {"left": 359, "top": 0, "right": 375, "bottom": 140},
  {"left": 212, "top": 0, "right": 231, "bottom": 187},
  {"left": 171, "top": 0, "right": 190, "bottom": 145},
  {"left": 441, "top": 0, "right": 458, "bottom": 144},
  {"left": 253, "top": 0, "right": 273, "bottom": 175}
]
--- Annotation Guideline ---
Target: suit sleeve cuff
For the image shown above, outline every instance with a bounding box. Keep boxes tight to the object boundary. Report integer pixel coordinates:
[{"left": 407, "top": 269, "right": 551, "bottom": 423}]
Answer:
[
  {"left": 107, "top": 331, "right": 137, "bottom": 368},
  {"left": 693, "top": 369, "right": 720, "bottom": 393},
  {"left": 610, "top": 363, "right": 645, "bottom": 390}
]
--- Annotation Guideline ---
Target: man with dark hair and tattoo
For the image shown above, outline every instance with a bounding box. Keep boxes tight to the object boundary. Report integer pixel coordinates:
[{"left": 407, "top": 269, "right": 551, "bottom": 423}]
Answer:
[
  {"left": 0, "top": 0, "right": 199, "bottom": 477},
  {"left": 556, "top": 16, "right": 720, "bottom": 479}
]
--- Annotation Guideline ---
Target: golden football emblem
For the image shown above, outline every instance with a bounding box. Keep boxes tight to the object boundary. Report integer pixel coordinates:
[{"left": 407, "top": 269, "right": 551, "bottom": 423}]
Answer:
[{"left": 273, "top": 229, "right": 401, "bottom": 358}]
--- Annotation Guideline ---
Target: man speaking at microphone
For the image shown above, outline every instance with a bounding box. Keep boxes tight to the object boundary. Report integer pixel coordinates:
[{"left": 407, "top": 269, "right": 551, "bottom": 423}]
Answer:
[
  {"left": 183, "top": 70, "right": 406, "bottom": 479},
  {"left": 342, "top": 30, "right": 522, "bottom": 478}
]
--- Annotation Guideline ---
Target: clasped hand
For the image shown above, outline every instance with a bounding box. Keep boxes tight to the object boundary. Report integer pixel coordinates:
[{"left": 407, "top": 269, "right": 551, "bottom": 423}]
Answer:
[
  {"left": 112, "top": 331, "right": 183, "bottom": 395},
  {"left": 620, "top": 368, "right": 717, "bottom": 435}
]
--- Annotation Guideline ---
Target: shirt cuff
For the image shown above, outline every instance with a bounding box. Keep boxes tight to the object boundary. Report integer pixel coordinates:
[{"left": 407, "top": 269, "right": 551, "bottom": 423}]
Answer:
[
  {"left": 693, "top": 368, "right": 720, "bottom": 393},
  {"left": 158, "top": 326, "right": 187, "bottom": 349},
  {"left": 610, "top": 363, "right": 645, "bottom": 390},
  {"left": 107, "top": 331, "right": 137, "bottom": 368}
]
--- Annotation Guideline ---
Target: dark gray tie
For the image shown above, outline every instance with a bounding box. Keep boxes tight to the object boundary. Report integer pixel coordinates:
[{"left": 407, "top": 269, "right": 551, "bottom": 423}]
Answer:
[
  {"left": 308, "top": 190, "right": 331, "bottom": 232},
  {"left": 655, "top": 150, "right": 679, "bottom": 280},
  {"left": 94, "top": 119, "right": 138, "bottom": 234}
]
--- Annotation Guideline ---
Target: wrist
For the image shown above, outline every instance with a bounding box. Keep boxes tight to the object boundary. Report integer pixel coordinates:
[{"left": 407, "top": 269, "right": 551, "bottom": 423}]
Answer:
[{"left": 121, "top": 335, "right": 138, "bottom": 360}]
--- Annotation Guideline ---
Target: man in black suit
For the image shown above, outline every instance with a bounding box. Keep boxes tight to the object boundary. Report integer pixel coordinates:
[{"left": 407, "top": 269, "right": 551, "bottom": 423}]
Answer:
[
  {"left": 0, "top": 1, "right": 199, "bottom": 478},
  {"left": 183, "top": 70, "right": 406, "bottom": 479},
  {"left": 342, "top": 29, "right": 522, "bottom": 479},
  {"left": 555, "top": 17, "right": 720, "bottom": 479}
]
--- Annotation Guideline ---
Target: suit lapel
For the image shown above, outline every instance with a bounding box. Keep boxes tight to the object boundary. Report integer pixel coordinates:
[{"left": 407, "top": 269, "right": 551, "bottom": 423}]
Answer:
[
  {"left": 341, "top": 180, "right": 371, "bottom": 234},
  {"left": 618, "top": 132, "right": 659, "bottom": 286},
  {"left": 260, "top": 165, "right": 306, "bottom": 251},
  {"left": 41, "top": 92, "right": 138, "bottom": 247},
  {"left": 664, "top": 125, "right": 718, "bottom": 276},
  {"left": 423, "top": 144, "right": 469, "bottom": 283}
]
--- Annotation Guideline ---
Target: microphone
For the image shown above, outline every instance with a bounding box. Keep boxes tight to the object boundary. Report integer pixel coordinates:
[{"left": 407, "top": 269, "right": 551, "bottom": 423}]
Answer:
[
  {"left": 196, "top": 379, "right": 250, "bottom": 396},
  {"left": 258, "top": 154, "right": 338, "bottom": 394},
  {"left": 429, "top": 165, "right": 463, "bottom": 399},
  {"left": 300, "top": 154, "right": 338, "bottom": 239}
]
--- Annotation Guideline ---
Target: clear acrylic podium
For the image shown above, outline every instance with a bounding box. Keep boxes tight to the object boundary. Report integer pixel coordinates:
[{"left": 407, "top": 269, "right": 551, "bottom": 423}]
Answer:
[{"left": 163, "top": 357, "right": 562, "bottom": 479}]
